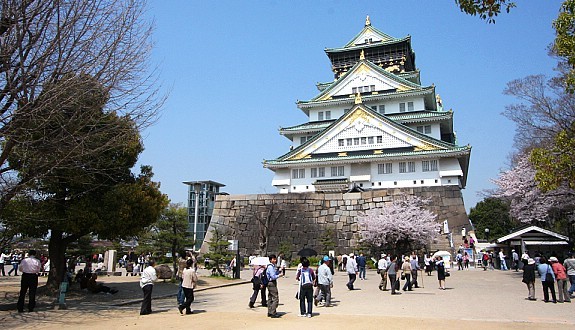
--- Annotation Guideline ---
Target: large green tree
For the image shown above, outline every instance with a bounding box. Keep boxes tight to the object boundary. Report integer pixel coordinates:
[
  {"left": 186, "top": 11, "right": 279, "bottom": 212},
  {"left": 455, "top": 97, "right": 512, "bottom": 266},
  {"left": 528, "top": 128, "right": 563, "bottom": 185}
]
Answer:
[
  {"left": 0, "top": 0, "right": 162, "bottom": 215},
  {"left": 469, "top": 197, "right": 516, "bottom": 241},
  {"left": 2, "top": 74, "right": 167, "bottom": 291},
  {"left": 150, "top": 203, "right": 194, "bottom": 279}
]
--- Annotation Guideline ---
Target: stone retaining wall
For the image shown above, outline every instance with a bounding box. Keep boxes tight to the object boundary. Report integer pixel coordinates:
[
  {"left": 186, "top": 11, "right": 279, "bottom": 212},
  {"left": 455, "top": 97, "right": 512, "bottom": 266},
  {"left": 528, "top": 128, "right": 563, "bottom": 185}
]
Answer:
[{"left": 200, "top": 186, "right": 468, "bottom": 258}]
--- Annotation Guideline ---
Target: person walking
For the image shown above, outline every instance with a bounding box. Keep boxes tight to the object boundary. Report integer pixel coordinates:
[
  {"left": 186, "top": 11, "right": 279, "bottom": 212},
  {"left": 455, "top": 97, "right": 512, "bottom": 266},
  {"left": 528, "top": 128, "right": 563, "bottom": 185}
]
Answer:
[
  {"left": 249, "top": 265, "right": 267, "bottom": 308},
  {"left": 436, "top": 256, "right": 446, "bottom": 290},
  {"left": 499, "top": 250, "right": 508, "bottom": 271},
  {"left": 17, "top": 250, "right": 41, "bottom": 313},
  {"left": 522, "top": 258, "right": 537, "bottom": 301},
  {"left": 550, "top": 257, "right": 570, "bottom": 303},
  {"left": 265, "top": 254, "right": 281, "bottom": 318},
  {"left": 387, "top": 256, "right": 400, "bottom": 295},
  {"left": 356, "top": 253, "right": 367, "bottom": 280},
  {"left": 345, "top": 253, "right": 358, "bottom": 290},
  {"left": 512, "top": 250, "right": 520, "bottom": 272},
  {"left": 179, "top": 259, "right": 198, "bottom": 314},
  {"left": 537, "top": 256, "right": 557, "bottom": 303},
  {"left": 456, "top": 252, "right": 463, "bottom": 271},
  {"left": 401, "top": 257, "right": 413, "bottom": 291},
  {"left": 139, "top": 259, "right": 157, "bottom": 315},
  {"left": 410, "top": 255, "right": 420, "bottom": 288},
  {"left": 8, "top": 251, "right": 20, "bottom": 276},
  {"left": 377, "top": 254, "right": 388, "bottom": 291},
  {"left": 315, "top": 256, "right": 333, "bottom": 307},
  {"left": 296, "top": 258, "right": 315, "bottom": 317}
]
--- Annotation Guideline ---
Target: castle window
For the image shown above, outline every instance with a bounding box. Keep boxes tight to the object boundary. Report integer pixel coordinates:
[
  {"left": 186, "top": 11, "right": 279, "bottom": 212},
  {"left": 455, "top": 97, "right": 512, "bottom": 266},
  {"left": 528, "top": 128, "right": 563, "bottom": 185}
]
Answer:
[
  {"left": 399, "top": 103, "right": 406, "bottom": 112},
  {"left": 353, "top": 138, "right": 359, "bottom": 145},
  {"left": 377, "top": 136, "right": 383, "bottom": 143},
  {"left": 338, "top": 139, "right": 344, "bottom": 147},
  {"left": 318, "top": 112, "right": 324, "bottom": 121},
  {"left": 292, "top": 168, "right": 305, "bottom": 179},
  {"left": 379, "top": 105, "right": 385, "bottom": 114},
  {"left": 368, "top": 137, "right": 374, "bottom": 144},
  {"left": 346, "top": 138, "right": 352, "bottom": 146},
  {"left": 417, "top": 125, "right": 432, "bottom": 134},
  {"left": 352, "top": 87, "right": 357, "bottom": 94},
  {"left": 370, "top": 85, "right": 375, "bottom": 92},
  {"left": 325, "top": 111, "right": 331, "bottom": 120},
  {"left": 361, "top": 137, "right": 367, "bottom": 145},
  {"left": 422, "top": 160, "right": 438, "bottom": 172},
  {"left": 408, "top": 101, "right": 414, "bottom": 111},
  {"left": 331, "top": 166, "right": 344, "bottom": 176},
  {"left": 377, "top": 163, "right": 392, "bottom": 174}
]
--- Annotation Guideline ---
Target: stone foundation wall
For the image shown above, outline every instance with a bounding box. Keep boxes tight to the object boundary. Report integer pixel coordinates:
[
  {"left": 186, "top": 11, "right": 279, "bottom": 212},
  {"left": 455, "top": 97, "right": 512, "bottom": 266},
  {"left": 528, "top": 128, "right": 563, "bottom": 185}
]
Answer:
[{"left": 200, "top": 186, "right": 468, "bottom": 258}]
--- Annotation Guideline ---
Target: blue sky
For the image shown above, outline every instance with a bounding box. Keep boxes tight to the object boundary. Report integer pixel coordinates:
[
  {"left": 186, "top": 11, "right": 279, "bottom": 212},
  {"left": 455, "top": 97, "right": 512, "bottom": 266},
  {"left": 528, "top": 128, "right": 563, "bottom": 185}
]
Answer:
[{"left": 139, "top": 1, "right": 563, "bottom": 211}]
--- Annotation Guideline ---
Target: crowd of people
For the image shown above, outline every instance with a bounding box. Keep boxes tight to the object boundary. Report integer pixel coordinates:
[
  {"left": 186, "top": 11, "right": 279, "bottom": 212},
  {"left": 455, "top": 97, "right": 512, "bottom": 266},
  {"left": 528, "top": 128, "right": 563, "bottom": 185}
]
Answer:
[
  {"left": 521, "top": 252, "right": 575, "bottom": 303},
  {"left": 245, "top": 251, "right": 449, "bottom": 319}
]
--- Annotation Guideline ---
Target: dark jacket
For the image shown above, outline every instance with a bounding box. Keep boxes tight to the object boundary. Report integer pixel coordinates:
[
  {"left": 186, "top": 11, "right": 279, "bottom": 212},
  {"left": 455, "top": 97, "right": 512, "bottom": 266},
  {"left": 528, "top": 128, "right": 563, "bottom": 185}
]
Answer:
[{"left": 522, "top": 263, "right": 536, "bottom": 283}]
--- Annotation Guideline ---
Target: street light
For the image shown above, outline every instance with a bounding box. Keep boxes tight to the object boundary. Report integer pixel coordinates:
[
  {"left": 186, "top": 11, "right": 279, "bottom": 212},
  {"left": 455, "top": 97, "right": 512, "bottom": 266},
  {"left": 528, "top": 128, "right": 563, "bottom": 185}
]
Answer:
[{"left": 485, "top": 228, "right": 490, "bottom": 242}]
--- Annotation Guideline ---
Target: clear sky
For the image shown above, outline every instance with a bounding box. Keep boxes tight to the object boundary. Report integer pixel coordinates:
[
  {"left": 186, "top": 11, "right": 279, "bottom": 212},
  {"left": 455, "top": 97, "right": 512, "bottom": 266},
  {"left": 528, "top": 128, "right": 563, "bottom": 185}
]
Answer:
[{"left": 139, "top": 1, "right": 563, "bottom": 211}]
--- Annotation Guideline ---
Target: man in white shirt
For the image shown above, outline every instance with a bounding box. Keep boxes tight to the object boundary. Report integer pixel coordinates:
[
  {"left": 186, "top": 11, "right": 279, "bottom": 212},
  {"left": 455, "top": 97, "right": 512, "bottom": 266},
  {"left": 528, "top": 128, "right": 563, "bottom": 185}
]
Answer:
[
  {"left": 377, "top": 254, "right": 389, "bottom": 291},
  {"left": 346, "top": 253, "right": 358, "bottom": 290},
  {"left": 139, "top": 259, "right": 157, "bottom": 315},
  {"left": 499, "top": 250, "right": 508, "bottom": 271},
  {"left": 17, "top": 250, "right": 41, "bottom": 313},
  {"left": 315, "top": 256, "right": 333, "bottom": 307},
  {"left": 0, "top": 250, "right": 8, "bottom": 276}
]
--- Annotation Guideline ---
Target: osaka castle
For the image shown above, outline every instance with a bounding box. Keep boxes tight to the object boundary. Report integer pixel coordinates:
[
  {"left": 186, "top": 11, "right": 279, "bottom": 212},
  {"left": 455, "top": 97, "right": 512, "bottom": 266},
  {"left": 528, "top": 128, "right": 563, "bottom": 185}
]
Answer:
[{"left": 263, "top": 17, "right": 471, "bottom": 193}]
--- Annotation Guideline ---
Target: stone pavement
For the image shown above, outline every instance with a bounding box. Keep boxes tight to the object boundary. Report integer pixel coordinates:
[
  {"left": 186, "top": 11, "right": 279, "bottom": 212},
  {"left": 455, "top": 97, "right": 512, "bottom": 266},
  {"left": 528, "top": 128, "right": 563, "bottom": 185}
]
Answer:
[{"left": 1, "top": 266, "right": 574, "bottom": 329}]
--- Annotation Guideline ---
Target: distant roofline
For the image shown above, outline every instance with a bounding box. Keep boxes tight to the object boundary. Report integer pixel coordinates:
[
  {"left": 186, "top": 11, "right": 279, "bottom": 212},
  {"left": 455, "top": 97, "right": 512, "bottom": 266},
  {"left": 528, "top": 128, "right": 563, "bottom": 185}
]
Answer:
[{"left": 182, "top": 180, "right": 226, "bottom": 187}]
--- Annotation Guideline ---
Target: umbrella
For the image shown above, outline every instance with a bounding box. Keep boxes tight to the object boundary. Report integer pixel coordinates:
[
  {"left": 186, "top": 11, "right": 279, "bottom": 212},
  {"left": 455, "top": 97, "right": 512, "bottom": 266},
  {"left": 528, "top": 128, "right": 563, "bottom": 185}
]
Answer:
[
  {"left": 249, "top": 256, "right": 270, "bottom": 266},
  {"left": 297, "top": 248, "right": 318, "bottom": 257}
]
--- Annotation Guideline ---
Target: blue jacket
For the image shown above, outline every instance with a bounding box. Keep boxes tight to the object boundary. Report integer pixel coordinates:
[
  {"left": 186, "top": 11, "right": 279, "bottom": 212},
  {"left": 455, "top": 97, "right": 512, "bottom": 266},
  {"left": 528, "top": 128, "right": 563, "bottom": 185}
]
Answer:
[
  {"left": 356, "top": 256, "right": 367, "bottom": 267},
  {"left": 537, "top": 263, "right": 555, "bottom": 282}
]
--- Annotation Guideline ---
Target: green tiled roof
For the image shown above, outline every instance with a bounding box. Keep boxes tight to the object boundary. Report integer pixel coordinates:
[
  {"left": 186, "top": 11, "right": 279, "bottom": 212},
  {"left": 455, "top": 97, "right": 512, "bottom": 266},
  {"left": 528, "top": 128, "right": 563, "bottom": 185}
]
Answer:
[
  {"left": 268, "top": 104, "right": 464, "bottom": 164},
  {"left": 303, "top": 59, "right": 424, "bottom": 103},
  {"left": 264, "top": 146, "right": 471, "bottom": 167}
]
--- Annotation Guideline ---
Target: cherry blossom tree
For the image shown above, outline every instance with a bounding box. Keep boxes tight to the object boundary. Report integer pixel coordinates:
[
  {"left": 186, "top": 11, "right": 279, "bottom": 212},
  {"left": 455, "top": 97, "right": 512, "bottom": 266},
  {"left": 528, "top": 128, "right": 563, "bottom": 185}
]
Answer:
[
  {"left": 491, "top": 153, "right": 575, "bottom": 224},
  {"left": 357, "top": 195, "right": 440, "bottom": 256}
]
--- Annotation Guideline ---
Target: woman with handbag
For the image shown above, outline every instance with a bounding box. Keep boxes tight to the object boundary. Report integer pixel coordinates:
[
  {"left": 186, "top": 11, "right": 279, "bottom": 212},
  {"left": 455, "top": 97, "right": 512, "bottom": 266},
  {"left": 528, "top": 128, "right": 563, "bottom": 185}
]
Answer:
[
  {"left": 436, "top": 256, "right": 446, "bottom": 290},
  {"left": 296, "top": 258, "right": 316, "bottom": 318},
  {"left": 537, "top": 256, "right": 557, "bottom": 303},
  {"left": 401, "top": 257, "right": 412, "bottom": 291}
]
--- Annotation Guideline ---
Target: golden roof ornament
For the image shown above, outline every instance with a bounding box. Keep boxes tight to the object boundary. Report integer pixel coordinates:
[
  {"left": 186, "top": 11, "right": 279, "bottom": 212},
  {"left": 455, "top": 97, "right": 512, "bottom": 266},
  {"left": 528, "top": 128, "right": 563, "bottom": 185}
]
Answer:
[
  {"left": 354, "top": 92, "right": 363, "bottom": 104},
  {"left": 359, "top": 49, "right": 365, "bottom": 60},
  {"left": 365, "top": 15, "right": 371, "bottom": 26}
]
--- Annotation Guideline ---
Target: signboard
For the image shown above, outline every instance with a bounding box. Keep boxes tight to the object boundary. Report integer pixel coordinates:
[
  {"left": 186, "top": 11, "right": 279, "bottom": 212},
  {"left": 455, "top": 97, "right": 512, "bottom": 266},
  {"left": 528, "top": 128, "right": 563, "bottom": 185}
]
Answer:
[{"left": 228, "top": 240, "right": 238, "bottom": 251}]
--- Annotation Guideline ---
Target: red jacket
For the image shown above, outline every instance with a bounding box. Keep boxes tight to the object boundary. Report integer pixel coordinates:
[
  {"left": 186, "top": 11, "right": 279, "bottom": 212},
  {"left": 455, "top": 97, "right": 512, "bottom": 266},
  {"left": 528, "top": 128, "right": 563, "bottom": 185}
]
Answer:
[{"left": 552, "top": 262, "right": 567, "bottom": 280}]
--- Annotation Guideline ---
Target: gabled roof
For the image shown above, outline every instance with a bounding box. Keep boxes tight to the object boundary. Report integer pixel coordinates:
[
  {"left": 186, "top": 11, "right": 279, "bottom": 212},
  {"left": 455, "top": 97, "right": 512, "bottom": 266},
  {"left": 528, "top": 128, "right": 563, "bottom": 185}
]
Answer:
[
  {"left": 497, "top": 226, "right": 569, "bottom": 243},
  {"left": 279, "top": 111, "right": 453, "bottom": 137},
  {"left": 266, "top": 103, "right": 469, "bottom": 165},
  {"left": 301, "top": 59, "right": 425, "bottom": 104}
]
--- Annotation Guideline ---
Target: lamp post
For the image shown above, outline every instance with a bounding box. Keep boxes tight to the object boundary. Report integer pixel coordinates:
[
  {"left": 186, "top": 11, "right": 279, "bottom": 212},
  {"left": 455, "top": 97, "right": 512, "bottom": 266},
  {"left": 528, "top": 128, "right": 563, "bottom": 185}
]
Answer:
[{"left": 485, "top": 228, "right": 490, "bottom": 242}]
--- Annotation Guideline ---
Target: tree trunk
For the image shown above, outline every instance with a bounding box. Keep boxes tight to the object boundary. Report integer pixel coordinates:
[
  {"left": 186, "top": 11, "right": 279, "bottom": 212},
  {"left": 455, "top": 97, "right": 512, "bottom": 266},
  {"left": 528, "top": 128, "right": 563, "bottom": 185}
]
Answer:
[{"left": 47, "top": 230, "right": 69, "bottom": 293}]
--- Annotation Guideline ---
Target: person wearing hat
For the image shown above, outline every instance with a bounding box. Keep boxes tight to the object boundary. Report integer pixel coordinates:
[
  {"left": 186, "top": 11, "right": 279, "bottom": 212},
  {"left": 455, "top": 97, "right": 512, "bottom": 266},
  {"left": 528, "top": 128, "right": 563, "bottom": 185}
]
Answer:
[
  {"left": 522, "top": 258, "right": 537, "bottom": 301},
  {"left": 537, "top": 256, "right": 557, "bottom": 303},
  {"left": 550, "top": 256, "right": 571, "bottom": 303},
  {"left": 401, "top": 256, "right": 413, "bottom": 291},
  {"left": 377, "top": 254, "right": 389, "bottom": 291},
  {"left": 315, "top": 256, "right": 333, "bottom": 307}
]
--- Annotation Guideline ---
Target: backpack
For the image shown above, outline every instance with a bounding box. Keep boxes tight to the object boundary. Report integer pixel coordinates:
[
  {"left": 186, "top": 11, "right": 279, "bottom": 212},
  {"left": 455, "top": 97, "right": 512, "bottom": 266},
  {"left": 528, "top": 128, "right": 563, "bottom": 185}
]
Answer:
[
  {"left": 482, "top": 253, "right": 489, "bottom": 261},
  {"left": 261, "top": 264, "right": 272, "bottom": 287},
  {"left": 300, "top": 268, "right": 314, "bottom": 288}
]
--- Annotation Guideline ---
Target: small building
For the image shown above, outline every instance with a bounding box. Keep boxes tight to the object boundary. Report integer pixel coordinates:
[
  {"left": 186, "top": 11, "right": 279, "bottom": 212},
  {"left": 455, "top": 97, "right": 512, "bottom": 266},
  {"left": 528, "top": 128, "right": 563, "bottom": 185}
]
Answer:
[
  {"left": 183, "top": 180, "right": 226, "bottom": 250},
  {"left": 497, "top": 225, "right": 570, "bottom": 258}
]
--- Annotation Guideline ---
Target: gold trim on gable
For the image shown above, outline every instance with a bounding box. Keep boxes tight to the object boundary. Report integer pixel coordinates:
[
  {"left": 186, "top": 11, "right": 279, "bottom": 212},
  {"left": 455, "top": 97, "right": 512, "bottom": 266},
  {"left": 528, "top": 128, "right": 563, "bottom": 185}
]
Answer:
[
  {"left": 373, "top": 150, "right": 383, "bottom": 154},
  {"left": 414, "top": 144, "right": 440, "bottom": 151},
  {"left": 338, "top": 152, "right": 347, "bottom": 157}
]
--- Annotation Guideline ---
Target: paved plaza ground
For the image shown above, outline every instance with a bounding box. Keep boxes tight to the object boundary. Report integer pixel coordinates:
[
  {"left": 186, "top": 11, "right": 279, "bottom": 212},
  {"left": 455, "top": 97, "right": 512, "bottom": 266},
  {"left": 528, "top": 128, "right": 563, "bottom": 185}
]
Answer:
[{"left": 1, "top": 265, "right": 574, "bottom": 329}]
